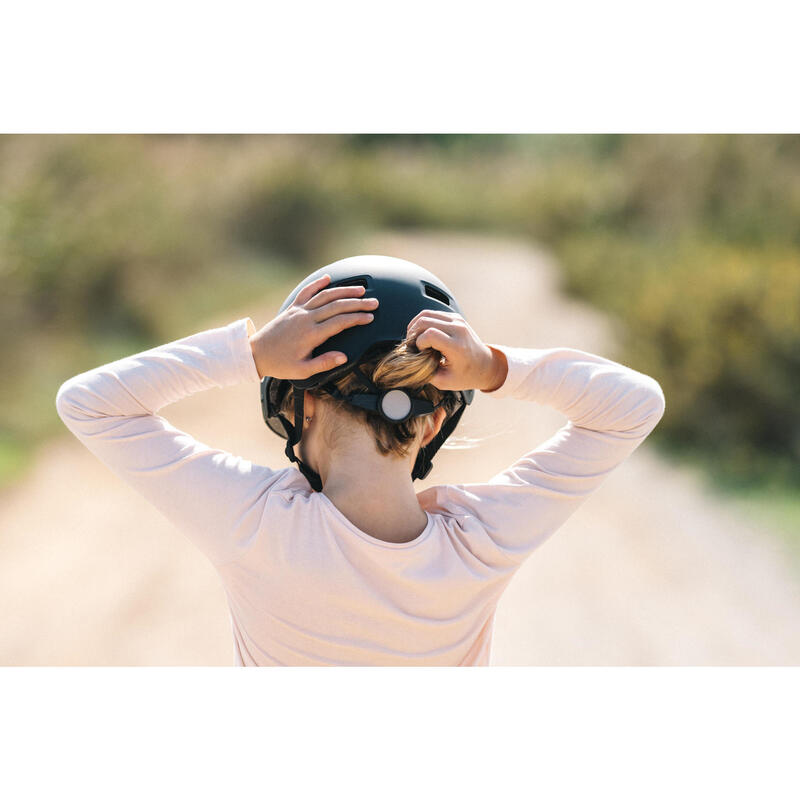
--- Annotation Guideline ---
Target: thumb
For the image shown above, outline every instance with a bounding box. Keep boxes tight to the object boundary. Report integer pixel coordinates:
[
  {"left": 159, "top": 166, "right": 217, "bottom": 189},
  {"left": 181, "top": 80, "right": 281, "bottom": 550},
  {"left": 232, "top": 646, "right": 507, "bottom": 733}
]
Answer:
[{"left": 303, "top": 351, "right": 348, "bottom": 377}]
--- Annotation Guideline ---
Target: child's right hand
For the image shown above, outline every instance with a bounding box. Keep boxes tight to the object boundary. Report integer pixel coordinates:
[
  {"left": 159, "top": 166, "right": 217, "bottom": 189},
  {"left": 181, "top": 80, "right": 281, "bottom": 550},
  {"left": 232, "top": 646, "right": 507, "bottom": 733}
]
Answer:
[
  {"left": 407, "top": 310, "right": 508, "bottom": 392},
  {"left": 249, "top": 273, "right": 379, "bottom": 380}
]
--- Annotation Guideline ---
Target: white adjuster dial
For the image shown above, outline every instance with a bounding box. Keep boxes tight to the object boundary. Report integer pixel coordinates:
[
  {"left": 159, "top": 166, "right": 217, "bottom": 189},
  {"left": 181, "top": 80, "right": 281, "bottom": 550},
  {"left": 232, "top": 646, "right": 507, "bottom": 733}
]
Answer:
[{"left": 380, "top": 389, "right": 413, "bottom": 421}]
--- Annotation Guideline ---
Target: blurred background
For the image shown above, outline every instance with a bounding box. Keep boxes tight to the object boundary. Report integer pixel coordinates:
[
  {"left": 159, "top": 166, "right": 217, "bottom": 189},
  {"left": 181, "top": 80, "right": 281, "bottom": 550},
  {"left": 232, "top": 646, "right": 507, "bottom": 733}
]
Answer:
[{"left": 1, "top": 134, "right": 798, "bottom": 665}]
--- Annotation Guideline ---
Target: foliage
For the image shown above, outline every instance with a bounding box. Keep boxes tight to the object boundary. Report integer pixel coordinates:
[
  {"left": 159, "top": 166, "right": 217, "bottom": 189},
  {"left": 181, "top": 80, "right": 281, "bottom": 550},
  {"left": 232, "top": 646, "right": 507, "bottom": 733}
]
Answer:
[
  {"left": 558, "top": 234, "right": 800, "bottom": 482},
  {"left": 0, "top": 136, "right": 212, "bottom": 351},
  {"left": 2, "top": 133, "right": 799, "bottom": 493}
]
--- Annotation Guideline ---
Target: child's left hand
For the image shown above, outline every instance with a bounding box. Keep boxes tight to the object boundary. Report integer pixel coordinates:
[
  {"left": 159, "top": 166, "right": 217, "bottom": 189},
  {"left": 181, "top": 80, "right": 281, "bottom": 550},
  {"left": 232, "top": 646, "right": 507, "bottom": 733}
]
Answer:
[{"left": 249, "top": 274, "right": 379, "bottom": 380}]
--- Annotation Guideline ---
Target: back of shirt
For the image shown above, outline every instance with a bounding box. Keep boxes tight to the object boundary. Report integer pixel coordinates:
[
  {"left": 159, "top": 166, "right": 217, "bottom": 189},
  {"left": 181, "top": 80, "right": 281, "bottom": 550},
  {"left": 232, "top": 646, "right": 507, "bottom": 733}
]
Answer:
[
  {"left": 217, "top": 470, "right": 508, "bottom": 665},
  {"left": 56, "top": 317, "right": 666, "bottom": 666}
]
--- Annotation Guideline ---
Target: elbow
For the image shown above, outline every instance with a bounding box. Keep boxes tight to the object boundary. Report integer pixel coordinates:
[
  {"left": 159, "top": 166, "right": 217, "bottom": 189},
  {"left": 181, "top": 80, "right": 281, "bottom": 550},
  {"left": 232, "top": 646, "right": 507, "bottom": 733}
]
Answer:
[
  {"left": 636, "top": 377, "right": 666, "bottom": 434},
  {"left": 644, "top": 376, "right": 666, "bottom": 419},
  {"left": 613, "top": 374, "right": 666, "bottom": 438},
  {"left": 55, "top": 379, "right": 85, "bottom": 425},
  {"left": 55, "top": 381, "right": 74, "bottom": 422}
]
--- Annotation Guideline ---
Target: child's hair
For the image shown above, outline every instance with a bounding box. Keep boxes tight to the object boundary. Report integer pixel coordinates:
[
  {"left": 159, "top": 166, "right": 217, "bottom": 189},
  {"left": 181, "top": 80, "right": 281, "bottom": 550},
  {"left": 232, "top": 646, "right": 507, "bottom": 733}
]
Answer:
[{"left": 279, "top": 337, "right": 460, "bottom": 458}]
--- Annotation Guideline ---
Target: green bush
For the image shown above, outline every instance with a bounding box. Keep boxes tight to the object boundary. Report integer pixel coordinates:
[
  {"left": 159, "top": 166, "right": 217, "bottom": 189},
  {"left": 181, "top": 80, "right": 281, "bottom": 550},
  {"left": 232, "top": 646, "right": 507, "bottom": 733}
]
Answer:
[
  {"left": 0, "top": 135, "right": 275, "bottom": 487},
  {"left": 0, "top": 136, "right": 215, "bottom": 357},
  {"left": 557, "top": 233, "right": 800, "bottom": 482},
  {"left": 231, "top": 159, "right": 360, "bottom": 264}
]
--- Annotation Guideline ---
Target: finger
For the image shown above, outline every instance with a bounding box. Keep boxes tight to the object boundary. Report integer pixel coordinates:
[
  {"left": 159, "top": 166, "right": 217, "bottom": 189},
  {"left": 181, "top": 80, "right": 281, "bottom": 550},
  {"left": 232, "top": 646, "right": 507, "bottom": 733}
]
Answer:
[
  {"left": 293, "top": 274, "right": 331, "bottom": 306},
  {"left": 406, "top": 309, "right": 462, "bottom": 331},
  {"left": 409, "top": 314, "right": 462, "bottom": 331},
  {"left": 305, "top": 284, "right": 366, "bottom": 310},
  {"left": 415, "top": 327, "right": 454, "bottom": 358},
  {"left": 317, "top": 310, "right": 375, "bottom": 338},
  {"left": 408, "top": 316, "right": 462, "bottom": 339},
  {"left": 301, "top": 350, "right": 348, "bottom": 377},
  {"left": 313, "top": 296, "right": 379, "bottom": 321}
]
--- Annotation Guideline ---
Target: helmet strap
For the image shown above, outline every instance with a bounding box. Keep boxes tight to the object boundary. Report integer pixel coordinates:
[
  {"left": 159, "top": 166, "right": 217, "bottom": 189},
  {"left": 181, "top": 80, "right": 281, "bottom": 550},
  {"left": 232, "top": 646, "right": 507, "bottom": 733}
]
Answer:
[
  {"left": 412, "top": 398, "right": 469, "bottom": 480},
  {"left": 282, "top": 385, "right": 324, "bottom": 492},
  {"left": 351, "top": 361, "right": 379, "bottom": 393}
]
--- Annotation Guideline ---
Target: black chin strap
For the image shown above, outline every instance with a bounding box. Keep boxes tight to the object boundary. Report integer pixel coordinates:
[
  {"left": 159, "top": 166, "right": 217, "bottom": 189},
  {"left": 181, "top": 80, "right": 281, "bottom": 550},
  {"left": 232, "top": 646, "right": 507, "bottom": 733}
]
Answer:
[
  {"left": 282, "top": 385, "right": 324, "bottom": 492},
  {"left": 412, "top": 399, "right": 468, "bottom": 480}
]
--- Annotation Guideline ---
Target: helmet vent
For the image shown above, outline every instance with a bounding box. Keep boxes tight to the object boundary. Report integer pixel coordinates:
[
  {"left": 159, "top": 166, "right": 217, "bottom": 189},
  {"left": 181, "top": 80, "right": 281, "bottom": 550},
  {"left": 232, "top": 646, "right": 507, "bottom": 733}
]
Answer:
[
  {"left": 423, "top": 283, "right": 451, "bottom": 306},
  {"left": 332, "top": 277, "right": 369, "bottom": 289}
]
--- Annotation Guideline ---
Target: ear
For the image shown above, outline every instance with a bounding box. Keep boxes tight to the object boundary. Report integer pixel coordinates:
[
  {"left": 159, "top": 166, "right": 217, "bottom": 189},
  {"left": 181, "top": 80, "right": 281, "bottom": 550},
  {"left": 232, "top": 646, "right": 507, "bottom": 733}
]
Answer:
[
  {"left": 421, "top": 406, "right": 447, "bottom": 448},
  {"left": 303, "top": 390, "right": 316, "bottom": 429}
]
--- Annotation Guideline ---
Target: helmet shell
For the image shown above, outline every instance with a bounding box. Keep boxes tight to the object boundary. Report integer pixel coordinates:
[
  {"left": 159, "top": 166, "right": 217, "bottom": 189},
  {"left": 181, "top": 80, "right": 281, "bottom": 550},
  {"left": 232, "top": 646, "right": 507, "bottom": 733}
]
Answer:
[{"left": 279, "top": 255, "right": 465, "bottom": 389}]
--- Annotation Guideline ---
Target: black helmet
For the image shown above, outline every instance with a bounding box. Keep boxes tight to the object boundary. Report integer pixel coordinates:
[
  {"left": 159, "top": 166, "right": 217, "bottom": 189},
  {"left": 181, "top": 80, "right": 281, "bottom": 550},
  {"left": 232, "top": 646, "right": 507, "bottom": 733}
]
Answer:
[{"left": 259, "top": 255, "right": 475, "bottom": 491}]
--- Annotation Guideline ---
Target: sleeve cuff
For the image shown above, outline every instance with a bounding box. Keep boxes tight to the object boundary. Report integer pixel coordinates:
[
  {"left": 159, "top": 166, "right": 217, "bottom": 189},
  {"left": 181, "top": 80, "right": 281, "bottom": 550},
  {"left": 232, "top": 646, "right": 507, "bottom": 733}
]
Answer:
[
  {"left": 228, "top": 317, "right": 262, "bottom": 384},
  {"left": 480, "top": 344, "right": 545, "bottom": 400}
]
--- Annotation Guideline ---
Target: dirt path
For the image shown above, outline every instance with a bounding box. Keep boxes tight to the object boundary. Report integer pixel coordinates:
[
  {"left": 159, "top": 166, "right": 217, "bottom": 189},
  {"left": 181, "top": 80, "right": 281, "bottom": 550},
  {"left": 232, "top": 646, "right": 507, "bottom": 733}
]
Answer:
[{"left": 2, "top": 230, "right": 798, "bottom": 665}]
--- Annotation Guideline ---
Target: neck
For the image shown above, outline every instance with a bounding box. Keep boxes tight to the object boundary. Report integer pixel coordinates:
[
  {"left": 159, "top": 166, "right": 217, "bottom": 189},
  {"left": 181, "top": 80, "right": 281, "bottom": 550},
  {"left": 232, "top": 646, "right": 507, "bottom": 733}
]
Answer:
[
  {"left": 315, "top": 443, "right": 429, "bottom": 543},
  {"left": 321, "top": 453, "right": 420, "bottom": 508}
]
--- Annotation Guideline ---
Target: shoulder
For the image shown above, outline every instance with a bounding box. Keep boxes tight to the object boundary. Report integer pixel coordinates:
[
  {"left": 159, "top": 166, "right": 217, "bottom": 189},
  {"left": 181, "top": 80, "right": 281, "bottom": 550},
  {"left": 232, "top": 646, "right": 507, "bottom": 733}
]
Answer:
[
  {"left": 262, "top": 466, "right": 314, "bottom": 498},
  {"left": 417, "top": 482, "right": 491, "bottom": 536},
  {"left": 417, "top": 482, "right": 521, "bottom": 572},
  {"left": 417, "top": 483, "right": 484, "bottom": 520}
]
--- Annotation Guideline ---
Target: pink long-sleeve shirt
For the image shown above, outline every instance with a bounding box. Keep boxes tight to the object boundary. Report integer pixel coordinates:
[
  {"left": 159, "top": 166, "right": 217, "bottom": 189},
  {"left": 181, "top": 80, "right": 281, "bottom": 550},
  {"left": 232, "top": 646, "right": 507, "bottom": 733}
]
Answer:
[{"left": 56, "top": 316, "right": 665, "bottom": 666}]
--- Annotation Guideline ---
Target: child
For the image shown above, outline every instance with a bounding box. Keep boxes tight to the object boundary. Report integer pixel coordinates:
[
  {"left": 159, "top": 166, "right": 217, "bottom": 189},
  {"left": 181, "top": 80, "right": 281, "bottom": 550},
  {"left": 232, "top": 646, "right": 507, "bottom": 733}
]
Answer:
[{"left": 56, "top": 255, "right": 665, "bottom": 665}]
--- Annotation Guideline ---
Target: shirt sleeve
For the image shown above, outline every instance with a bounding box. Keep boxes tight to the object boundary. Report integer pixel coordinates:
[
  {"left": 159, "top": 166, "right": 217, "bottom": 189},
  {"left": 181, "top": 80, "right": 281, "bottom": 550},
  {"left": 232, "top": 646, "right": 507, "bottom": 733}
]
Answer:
[
  {"left": 55, "top": 316, "right": 289, "bottom": 567},
  {"left": 425, "top": 344, "right": 666, "bottom": 570}
]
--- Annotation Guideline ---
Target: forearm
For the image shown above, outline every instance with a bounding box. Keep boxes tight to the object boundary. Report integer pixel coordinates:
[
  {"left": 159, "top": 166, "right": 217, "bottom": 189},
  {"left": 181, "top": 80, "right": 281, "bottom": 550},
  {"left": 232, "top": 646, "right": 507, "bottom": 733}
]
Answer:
[
  {"left": 57, "top": 318, "right": 260, "bottom": 427},
  {"left": 481, "top": 344, "right": 665, "bottom": 436}
]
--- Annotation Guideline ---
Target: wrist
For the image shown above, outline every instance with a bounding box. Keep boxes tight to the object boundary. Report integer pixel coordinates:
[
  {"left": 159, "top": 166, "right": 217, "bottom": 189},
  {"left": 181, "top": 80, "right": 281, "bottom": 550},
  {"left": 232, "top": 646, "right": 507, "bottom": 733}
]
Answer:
[
  {"left": 480, "top": 346, "right": 508, "bottom": 392},
  {"left": 249, "top": 333, "right": 268, "bottom": 380}
]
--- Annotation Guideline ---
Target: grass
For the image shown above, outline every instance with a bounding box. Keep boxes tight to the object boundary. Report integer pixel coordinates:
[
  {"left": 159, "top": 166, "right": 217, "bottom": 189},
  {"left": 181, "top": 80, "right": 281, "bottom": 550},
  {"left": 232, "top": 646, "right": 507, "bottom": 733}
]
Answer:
[
  {"left": 0, "top": 434, "right": 33, "bottom": 489},
  {"left": 727, "top": 488, "right": 800, "bottom": 555},
  {"left": 654, "top": 438, "right": 800, "bottom": 561}
]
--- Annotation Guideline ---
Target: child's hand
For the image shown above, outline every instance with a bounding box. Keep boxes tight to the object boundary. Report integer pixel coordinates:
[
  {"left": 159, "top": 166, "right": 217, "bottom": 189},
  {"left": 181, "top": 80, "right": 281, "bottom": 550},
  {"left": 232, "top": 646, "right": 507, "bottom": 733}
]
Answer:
[
  {"left": 249, "top": 274, "right": 379, "bottom": 380},
  {"left": 407, "top": 309, "right": 508, "bottom": 392}
]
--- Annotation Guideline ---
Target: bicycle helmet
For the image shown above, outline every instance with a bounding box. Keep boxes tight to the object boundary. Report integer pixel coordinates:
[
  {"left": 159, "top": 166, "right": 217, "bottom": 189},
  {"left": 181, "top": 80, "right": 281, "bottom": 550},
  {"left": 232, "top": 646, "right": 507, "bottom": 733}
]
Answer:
[{"left": 259, "top": 255, "right": 475, "bottom": 491}]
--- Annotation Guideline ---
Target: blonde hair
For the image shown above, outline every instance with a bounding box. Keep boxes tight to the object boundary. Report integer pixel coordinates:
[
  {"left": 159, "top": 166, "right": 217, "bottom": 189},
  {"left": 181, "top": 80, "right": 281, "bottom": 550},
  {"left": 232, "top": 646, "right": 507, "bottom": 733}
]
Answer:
[{"left": 279, "top": 337, "right": 460, "bottom": 458}]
